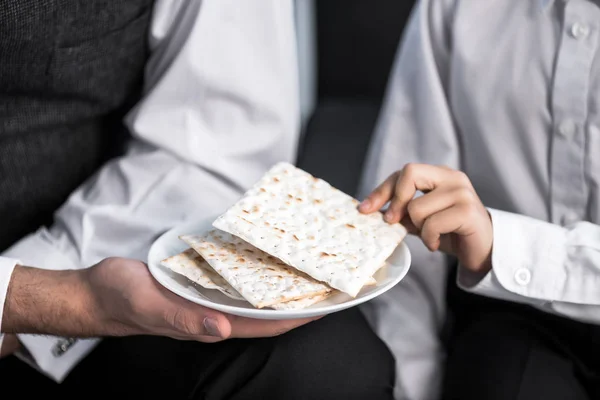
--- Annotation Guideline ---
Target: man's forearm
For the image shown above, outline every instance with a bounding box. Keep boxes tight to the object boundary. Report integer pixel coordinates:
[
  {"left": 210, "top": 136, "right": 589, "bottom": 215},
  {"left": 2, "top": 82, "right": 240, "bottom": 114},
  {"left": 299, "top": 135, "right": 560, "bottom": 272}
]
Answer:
[{"left": 2, "top": 266, "right": 107, "bottom": 337}]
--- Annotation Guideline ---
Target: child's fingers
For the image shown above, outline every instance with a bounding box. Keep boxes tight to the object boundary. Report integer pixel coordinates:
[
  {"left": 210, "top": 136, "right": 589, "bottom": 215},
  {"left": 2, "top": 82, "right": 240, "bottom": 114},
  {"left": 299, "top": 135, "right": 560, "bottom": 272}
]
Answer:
[
  {"left": 403, "top": 187, "right": 457, "bottom": 229},
  {"left": 359, "top": 171, "right": 399, "bottom": 213},
  {"left": 400, "top": 215, "right": 419, "bottom": 235},
  {"left": 384, "top": 163, "right": 459, "bottom": 223}
]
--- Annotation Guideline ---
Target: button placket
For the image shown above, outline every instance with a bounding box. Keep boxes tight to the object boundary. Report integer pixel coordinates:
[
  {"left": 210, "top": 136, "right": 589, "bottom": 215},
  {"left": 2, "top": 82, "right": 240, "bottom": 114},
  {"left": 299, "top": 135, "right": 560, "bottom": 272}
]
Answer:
[{"left": 549, "top": 2, "right": 598, "bottom": 224}]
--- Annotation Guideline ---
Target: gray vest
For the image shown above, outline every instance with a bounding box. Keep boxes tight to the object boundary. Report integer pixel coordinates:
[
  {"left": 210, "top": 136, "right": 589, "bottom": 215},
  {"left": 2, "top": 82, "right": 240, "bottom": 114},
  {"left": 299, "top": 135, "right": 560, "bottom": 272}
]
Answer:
[{"left": 0, "top": 0, "right": 154, "bottom": 251}]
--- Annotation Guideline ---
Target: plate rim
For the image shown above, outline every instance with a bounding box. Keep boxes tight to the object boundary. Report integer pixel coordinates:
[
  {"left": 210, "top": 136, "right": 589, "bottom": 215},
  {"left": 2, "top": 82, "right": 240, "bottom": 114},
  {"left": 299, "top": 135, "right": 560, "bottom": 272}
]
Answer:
[{"left": 147, "top": 216, "right": 411, "bottom": 319}]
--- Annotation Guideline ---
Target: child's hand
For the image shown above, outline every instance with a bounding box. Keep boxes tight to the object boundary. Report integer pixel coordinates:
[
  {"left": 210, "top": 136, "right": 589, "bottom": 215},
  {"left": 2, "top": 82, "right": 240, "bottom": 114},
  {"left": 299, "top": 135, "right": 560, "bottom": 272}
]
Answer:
[{"left": 359, "top": 164, "right": 493, "bottom": 274}]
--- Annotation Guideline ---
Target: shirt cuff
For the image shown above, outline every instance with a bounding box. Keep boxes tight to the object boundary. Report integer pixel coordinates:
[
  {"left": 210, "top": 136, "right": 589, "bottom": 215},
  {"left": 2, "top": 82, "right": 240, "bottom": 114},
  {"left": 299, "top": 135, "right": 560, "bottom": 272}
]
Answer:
[
  {"left": 0, "top": 256, "right": 19, "bottom": 353},
  {"left": 457, "top": 208, "right": 566, "bottom": 305},
  {"left": 15, "top": 336, "right": 100, "bottom": 382},
  {"left": 457, "top": 265, "right": 547, "bottom": 308},
  {"left": 2, "top": 228, "right": 101, "bottom": 382}
]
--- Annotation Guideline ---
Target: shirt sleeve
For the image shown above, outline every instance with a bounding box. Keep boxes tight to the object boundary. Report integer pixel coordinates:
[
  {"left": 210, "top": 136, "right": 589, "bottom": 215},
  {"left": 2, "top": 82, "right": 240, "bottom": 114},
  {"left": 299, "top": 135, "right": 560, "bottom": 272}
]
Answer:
[
  {"left": 458, "top": 208, "right": 600, "bottom": 324},
  {"left": 0, "top": 0, "right": 299, "bottom": 382}
]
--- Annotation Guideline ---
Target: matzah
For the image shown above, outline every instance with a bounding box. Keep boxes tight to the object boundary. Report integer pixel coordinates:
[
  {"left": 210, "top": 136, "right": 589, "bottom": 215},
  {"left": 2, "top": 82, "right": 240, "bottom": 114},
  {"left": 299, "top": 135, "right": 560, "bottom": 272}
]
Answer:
[
  {"left": 179, "top": 230, "right": 332, "bottom": 308},
  {"left": 270, "top": 292, "right": 332, "bottom": 310},
  {"left": 212, "top": 162, "right": 406, "bottom": 297},
  {"left": 161, "top": 248, "right": 245, "bottom": 301}
]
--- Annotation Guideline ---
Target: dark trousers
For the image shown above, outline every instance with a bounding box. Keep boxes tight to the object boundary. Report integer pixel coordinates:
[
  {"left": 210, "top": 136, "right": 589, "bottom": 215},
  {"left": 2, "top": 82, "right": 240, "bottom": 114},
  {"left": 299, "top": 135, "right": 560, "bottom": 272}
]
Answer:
[
  {"left": 0, "top": 308, "right": 395, "bottom": 399},
  {"left": 443, "top": 271, "right": 600, "bottom": 400}
]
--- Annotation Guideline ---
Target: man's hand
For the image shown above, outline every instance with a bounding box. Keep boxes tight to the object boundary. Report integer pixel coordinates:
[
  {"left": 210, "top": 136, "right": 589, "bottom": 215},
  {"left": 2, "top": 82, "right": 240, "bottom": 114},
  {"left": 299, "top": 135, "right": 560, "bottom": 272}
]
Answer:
[
  {"left": 2, "top": 259, "right": 318, "bottom": 341},
  {"left": 359, "top": 163, "right": 493, "bottom": 274},
  {"left": 0, "top": 334, "right": 20, "bottom": 358},
  {"left": 85, "top": 258, "right": 319, "bottom": 342}
]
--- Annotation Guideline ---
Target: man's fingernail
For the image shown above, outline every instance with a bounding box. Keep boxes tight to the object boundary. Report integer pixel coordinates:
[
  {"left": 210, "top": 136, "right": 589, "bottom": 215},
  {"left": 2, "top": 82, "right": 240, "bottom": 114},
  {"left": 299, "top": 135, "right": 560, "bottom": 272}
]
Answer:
[
  {"left": 359, "top": 199, "right": 371, "bottom": 210},
  {"left": 203, "top": 317, "right": 222, "bottom": 337}
]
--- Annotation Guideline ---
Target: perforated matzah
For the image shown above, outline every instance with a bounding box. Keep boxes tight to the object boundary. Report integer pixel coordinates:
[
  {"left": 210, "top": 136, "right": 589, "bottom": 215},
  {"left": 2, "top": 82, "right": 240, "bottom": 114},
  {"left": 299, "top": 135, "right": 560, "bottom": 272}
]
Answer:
[
  {"left": 212, "top": 162, "right": 407, "bottom": 297},
  {"left": 161, "top": 248, "right": 245, "bottom": 300},
  {"left": 270, "top": 292, "right": 332, "bottom": 310},
  {"left": 179, "top": 230, "right": 332, "bottom": 308}
]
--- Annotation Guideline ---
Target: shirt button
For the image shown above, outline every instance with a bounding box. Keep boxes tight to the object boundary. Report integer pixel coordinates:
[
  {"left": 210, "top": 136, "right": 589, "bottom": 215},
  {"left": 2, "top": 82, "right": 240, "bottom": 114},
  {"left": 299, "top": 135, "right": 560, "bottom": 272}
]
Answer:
[
  {"left": 561, "top": 210, "right": 579, "bottom": 226},
  {"left": 570, "top": 22, "right": 590, "bottom": 40},
  {"left": 558, "top": 119, "right": 576, "bottom": 139},
  {"left": 514, "top": 268, "right": 531, "bottom": 286}
]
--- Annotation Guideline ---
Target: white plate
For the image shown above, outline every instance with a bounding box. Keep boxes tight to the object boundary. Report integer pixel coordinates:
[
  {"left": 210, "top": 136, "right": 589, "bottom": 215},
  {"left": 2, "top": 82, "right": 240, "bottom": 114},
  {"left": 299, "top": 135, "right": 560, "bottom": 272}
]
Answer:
[{"left": 147, "top": 215, "right": 411, "bottom": 320}]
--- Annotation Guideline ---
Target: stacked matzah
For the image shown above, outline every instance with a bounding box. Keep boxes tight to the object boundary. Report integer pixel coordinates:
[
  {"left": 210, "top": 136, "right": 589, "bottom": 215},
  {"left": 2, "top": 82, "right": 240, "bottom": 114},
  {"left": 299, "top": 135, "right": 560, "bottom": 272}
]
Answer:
[{"left": 161, "top": 162, "right": 407, "bottom": 310}]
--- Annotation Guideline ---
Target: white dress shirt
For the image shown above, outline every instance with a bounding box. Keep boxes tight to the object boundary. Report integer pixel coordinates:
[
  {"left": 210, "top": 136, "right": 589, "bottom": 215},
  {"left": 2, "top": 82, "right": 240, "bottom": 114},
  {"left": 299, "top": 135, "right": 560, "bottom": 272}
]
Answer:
[
  {"left": 358, "top": 0, "right": 600, "bottom": 399},
  {"left": 0, "top": 0, "right": 299, "bottom": 382}
]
